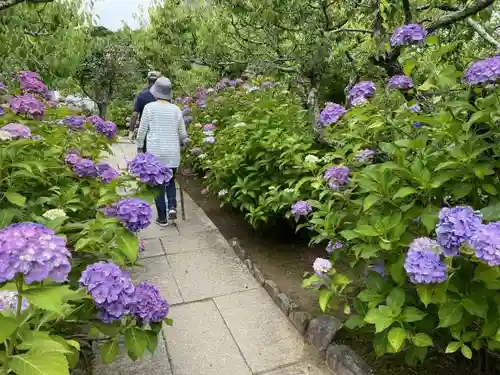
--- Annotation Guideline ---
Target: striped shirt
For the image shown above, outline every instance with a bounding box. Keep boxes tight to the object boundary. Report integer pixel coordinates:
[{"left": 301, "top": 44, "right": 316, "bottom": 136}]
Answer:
[{"left": 135, "top": 101, "right": 188, "bottom": 168}]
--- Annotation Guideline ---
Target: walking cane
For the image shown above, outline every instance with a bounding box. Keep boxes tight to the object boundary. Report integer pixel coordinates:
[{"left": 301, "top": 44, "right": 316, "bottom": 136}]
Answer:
[{"left": 178, "top": 163, "right": 186, "bottom": 220}]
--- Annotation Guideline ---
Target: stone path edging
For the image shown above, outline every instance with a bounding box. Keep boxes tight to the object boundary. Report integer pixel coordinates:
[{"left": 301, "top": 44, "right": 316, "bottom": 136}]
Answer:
[{"left": 229, "top": 238, "right": 374, "bottom": 375}]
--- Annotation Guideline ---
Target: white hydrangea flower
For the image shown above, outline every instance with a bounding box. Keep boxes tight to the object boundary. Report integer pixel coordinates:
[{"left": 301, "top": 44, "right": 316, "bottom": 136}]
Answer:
[
  {"left": 198, "top": 153, "right": 207, "bottom": 159},
  {"left": 0, "top": 131, "right": 12, "bottom": 141},
  {"left": 283, "top": 188, "right": 294, "bottom": 194},
  {"left": 304, "top": 154, "right": 320, "bottom": 164},
  {"left": 234, "top": 122, "right": 247, "bottom": 127},
  {"left": 218, "top": 189, "right": 228, "bottom": 198},
  {"left": 42, "top": 209, "right": 67, "bottom": 220}
]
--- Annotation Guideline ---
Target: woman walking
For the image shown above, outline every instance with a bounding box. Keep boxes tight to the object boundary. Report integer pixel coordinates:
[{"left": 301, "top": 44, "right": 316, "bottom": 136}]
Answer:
[{"left": 135, "top": 77, "right": 188, "bottom": 226}]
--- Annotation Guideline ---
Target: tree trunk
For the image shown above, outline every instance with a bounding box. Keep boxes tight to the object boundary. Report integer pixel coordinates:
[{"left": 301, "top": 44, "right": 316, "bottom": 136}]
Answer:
[{"left": 97, "top": 102, "right": 108, "bottom": 119}]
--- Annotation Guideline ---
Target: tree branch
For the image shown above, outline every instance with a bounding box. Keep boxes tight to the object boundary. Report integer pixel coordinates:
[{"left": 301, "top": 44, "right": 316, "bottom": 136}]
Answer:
[
  {"left": 426, "top": 0, "right": 496, "bottom": 33},
  {"left": 466, "top": 18, "right": 500, "bottom": 49},
  {"left": 0, "top": 0, "right": 52, "bottom": 11},
  {"left": 402, "top": 0, "right": 411, "bottom": 23},
  {"left": 327, "top": 27, "right": 372, "bottom": 34}
]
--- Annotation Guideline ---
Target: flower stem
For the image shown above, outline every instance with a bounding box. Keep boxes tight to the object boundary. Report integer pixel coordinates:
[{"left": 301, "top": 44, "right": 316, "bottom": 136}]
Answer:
[{"left": 1, "top": 277, "right": 24, "bottom": 375}]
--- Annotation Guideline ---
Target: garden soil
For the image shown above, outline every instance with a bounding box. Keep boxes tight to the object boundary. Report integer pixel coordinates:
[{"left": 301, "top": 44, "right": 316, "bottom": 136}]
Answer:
[{"left": 178, "top": 174, "right": 498, "bottom": 375}]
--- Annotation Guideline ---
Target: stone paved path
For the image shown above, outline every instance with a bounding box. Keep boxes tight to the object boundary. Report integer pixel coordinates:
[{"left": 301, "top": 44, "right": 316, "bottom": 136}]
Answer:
[{"left": 94, "top": 141, "right": 332, "bottom": 375}]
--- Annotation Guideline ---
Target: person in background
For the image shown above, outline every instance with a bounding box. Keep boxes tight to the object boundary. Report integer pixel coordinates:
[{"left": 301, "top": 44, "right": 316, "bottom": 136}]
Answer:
[
  {"left": 129, "top": 71, "right": 161, "bottom": 142},
  {"left": 135, "top": 77, "right": 188, "bottom": 226}
]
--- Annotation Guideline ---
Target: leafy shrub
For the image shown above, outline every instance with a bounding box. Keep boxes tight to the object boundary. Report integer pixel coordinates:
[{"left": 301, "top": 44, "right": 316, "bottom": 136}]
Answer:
[
  {"left": 180, "top": 39, "right": 500, "bottom": 366},
  {"left": 0, "top": 72, "right": 173, "bottom": 375}
]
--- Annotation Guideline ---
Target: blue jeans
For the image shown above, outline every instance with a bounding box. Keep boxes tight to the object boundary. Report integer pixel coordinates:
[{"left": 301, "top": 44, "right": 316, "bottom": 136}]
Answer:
[{"left": 155, "top": 168, "right": 177, "bottom": 221}]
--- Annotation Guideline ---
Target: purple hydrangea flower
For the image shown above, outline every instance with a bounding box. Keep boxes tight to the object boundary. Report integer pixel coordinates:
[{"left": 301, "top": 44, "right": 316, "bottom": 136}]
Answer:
[
  {"left": 354, "top": 149, "right": 376, "bottom": 162},
  {"left": 0, "top": 81, "right": 6, "bottom": 91},
  {"left": 65, "top": 150, "right": 80, "bottom": 165},
  {"left": 319, "top": 103, "right": 347, "bottom": 127},
  {"left": 196, "top": 98, "right": 207, "bottom": 108},
  {"left": 324, "top": 166, "right": 350, "bottom": 189},
  {"left": 17, "top": 71, "right": 48, "bottom": 96},
  {"left": 63, "top": 116, "right": 85, "bottom": 130},
  {"left": 436, "top": 206, "right": 482, "bottom": 256},
  {"left": 190, "top": 147, "right": 202, "bottom": 156},
  {"left": 87, "top": 115, "right": 104, "bottom": 126},
  {"left": 31, "top": 135, "right": 43, "bottom": 141},
  {"left": 97, "top": 163, "right": 120, "bottom": 184},
  {"left": 390, "top": 24, "right": 427, "bottom": 47},
  {"left": 469, "top": 222, "right": 500, "bottom": 266},
  {"left": 184, "top": 116, "right": 193, "bottom": 125},
  {"left": 95, "top": 121, "right": 117, "bottom": 138},
  {"left": 79, "top": 261, "right": 135, "bottom": 323},
  {"left": 0, "top": 291, "right": 30, "bottom": 313},
  {"left": 139, "top": 240, "right": 145, "bottom": 256},
  {"left": 291, "top": 201, "right": 312, "bottom": 219},
  {"left": 462, "top": 55, "right": 500, "bottom": 85},
  {"left": 182, "top": 106, "right": 191, "bottom": 115},
  {"left": 326, "top": 241, "right": 343, "bottom": 254},
  {"left": 408, "top": 103, "right": 421, "bottom": 113},
  {"left": 0, "top": 222, "right": 71, "bottom": 284},
  {"left": 71, "top": 158, "right": 99, "bottom": 178},
  {"left": 313, "top": 258, "right": 333, "bottom": 275},
  {"left": 107, "top": 198, "right": 153, "bottom": 232},
  {"left": 0, "top": 107, "right": 4, "bottom": 117},
  {"left": 204, "top": 136, "right": 216, "bottom": 144},
  {"left": 203, "top": 123, "right": 216, "bottom": 132},
  {"left": 1, "top": 123, "right": 31, "bottom": 139},
  {"left": 131, "top": 281, "right": 169, "bottom": 323},
  {"left": 404, "top": 237, "right": 448, "bottom": 284},
  {"left": 9, "top": 95, "right": 45, "bottom": 119},
  {"left": 128, "top": 153, "right": 173, "bottom": 186},
  {"left": 348, "top": 81, "right": 376, "bottom": 106},
  {"left": 370, "top": 262, "right": 385, "bottom": 276},
  {"left": 387, "top": 75, "right": 413, "bottom": 90}
]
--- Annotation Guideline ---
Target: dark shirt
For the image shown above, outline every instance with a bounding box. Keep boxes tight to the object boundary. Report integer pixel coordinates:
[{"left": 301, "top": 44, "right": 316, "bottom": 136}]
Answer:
[{"left": 133, "top": 87, "right": 156, "bottom": 115}]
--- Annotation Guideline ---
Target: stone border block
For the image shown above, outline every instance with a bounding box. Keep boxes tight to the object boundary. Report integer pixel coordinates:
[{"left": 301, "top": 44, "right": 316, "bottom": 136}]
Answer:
[
  {"left": 253, "top": 266, "right": 265, "bottom": 285},
  {"left": 228, "top": 237, "right": 372, "bottom": 375},
  {"left": 326, "top": 345, "right": 373, "bottom": 375},
  {"left": 289, "top": 310, "right": 311, "bottom": 335},
  {"left": 305, "top": 315, "right": 343, "bottom": 353}
]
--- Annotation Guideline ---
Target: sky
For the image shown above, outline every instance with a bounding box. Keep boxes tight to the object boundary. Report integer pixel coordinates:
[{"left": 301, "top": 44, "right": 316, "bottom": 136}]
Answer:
[{"left": 93, "top": 0, "right": 151, "bottom": 31}]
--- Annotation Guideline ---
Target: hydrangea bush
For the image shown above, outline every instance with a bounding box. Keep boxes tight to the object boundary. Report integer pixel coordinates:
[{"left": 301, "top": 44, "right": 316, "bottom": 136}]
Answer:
[
  {"left": 0, "top": 72, "right": 172, "bottom": 375},
  {"left": 178, "top": 36, "right": 500, "bottom": 366}
]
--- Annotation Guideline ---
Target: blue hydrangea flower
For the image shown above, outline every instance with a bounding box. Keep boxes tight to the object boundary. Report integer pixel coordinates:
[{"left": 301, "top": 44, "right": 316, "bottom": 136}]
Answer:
[
  {"left": 326, "top": 241, "right": 343, "bottom": 253},
  {"left": 390, "top": 24, "right": 427, "bottom": 47},
  {"left": 128, "top": 153, "right": 173, "bottom": 186},
  {"left": 462, "top": 56, "right": 500, "bottom": 85},
  {"left": 1, "top": 123, "right": 31, "bottom": 139},
  {"left": 323, "top": 166, "right": 350, "bottom": 189},
  {"left": 387, "top": 75, "right": 413, "bottom": 90},
  {"left": 106, "top": 198, "right": 153, "bottom": 232},
  {"left": 291, "top": 201, "right": 312, "bottom": 220},
  {"left": 0, "top": 222, "right": 71, "bottom": 284},
  {"left": 313, "top": 258, "right": 333, "bottom": 275},
  {"left": 95, "top": 121, "right": 117, "bottom": 138},
  {"left": 354, "top": 149, "right": 376, "bottom": 162},
  {"left": 63, "top": 116, "right": 85, "bottom": 130},
  {"left": 80, "top": 261, "right": 135, "bottom": 323},
  {"left": 436, "top": 206, "right": 482, "bottom": 256},
  {"left": 404, "top": 237, "right": 448, "bottom": 284},
  {"left": 0, "top": 291, "right": 29, "bottom": 313},
  {"left": 71, "top": 158, "right": 99, "bottom": 178},
  {"left": 319, "top": 103, "right": 347, "bottom": 127},
  {"left": 348, "top": 81, "right": 376, "bottom": 106},
  {"left": 204, "top": 136, "right": 216, "bottom": 144},
  {"left": 131, "top": 281, "right": 169, "bottom": 323},
  {"left": 97, "top": 163, "right": 120, "bottom": 184},
  {"left": 469, "top": 222, "right": 500, "bottom": 266}
]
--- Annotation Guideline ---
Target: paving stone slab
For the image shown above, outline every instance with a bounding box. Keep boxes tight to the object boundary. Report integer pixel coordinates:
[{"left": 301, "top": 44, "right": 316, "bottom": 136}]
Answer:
[
  {"left": 167, "top": 249, "right": 258, "bottom": 301},
  {"left": 261, "top": 362, "right": 332, "bottom": 375},
  {"left": 140, "top": 238, "right": 165, "bottom": 258},
  {"left": 94, "top": 333, "right": 171, "bottom": 375},
  {"left": 164, "top": 300, "right": 252, "bottom": 375},
  {"left": 131, "top": 256, "right": 183, "bottom": 305},
  {"left": 214, "top": 288, "right": 306, "bottom": 373},
  {"left": 160, "top": 229, "right": 229, "bottom": 255},
  {"left": 140, "top": 222, "right": 180, "bottom": 240}
]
